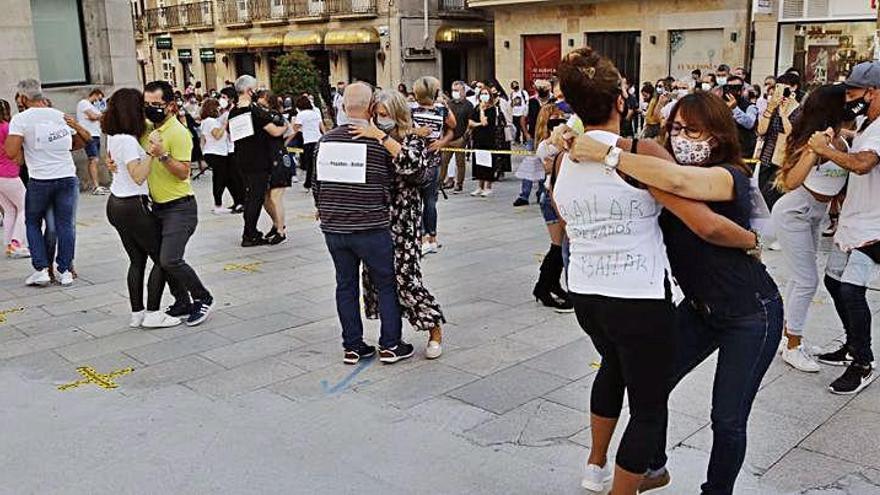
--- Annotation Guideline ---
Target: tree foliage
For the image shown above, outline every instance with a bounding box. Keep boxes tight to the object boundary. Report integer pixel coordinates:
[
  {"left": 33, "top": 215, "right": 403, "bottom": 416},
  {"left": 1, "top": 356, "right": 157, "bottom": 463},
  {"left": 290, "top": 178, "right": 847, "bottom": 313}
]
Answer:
[{"left": 271, "top": 51, "right": 323, "bottom": 107}]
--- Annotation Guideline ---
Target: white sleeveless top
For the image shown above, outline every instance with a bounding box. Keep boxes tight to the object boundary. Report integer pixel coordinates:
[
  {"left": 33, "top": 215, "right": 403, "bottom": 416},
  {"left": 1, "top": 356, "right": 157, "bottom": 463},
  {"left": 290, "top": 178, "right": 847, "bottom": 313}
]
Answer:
[
  {"left": 553, "top": 130, "right": 672, "bottom": 299},
  {"left": 803, "top": 143, "right": 848, "bottom": 197}
]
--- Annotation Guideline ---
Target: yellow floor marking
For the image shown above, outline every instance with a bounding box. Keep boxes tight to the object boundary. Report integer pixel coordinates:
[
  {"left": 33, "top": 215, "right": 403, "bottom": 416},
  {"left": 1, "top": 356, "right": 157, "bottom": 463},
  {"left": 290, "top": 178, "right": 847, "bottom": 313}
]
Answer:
[
  {"left": 590, "top": 361, "right": 601, "bottom": 369},
  {"left": 0, "top": 307, "right": 25, "bottom": 324},
  {"left": 57, "top": 366, "right": 134, "bottom": 391},
  {"left": 223, "top": 262, "right": 263, "bottom": 273}
]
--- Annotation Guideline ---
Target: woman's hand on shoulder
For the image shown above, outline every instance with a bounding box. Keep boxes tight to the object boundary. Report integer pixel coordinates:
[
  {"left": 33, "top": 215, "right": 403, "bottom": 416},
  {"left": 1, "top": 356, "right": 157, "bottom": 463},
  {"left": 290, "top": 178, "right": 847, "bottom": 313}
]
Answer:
[
  {"left": 569, "top": 133, "right": 610, "bottom": 163},
  {"left": 548, "top": 125, "right": 575, "bottom": 155},
  {"left": 412, "top": 125, "right": 431, "bottom": 138},
  {"left": 349, "top": 123, "right": 385, "bottom": 142}
]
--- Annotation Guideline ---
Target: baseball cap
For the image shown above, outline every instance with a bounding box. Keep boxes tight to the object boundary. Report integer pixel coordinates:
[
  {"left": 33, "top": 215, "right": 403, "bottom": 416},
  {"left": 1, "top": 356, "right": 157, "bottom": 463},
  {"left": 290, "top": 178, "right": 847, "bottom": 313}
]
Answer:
[{"left": 845, "top": 61, "right": 880, "bottom": 88}]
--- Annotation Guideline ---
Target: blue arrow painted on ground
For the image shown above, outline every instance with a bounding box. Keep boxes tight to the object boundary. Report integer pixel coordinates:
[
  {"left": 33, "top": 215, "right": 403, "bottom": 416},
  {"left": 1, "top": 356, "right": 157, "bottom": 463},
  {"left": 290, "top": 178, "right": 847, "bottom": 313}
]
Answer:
[{"left": 320, "top": 358, "right": 375, "bottom": 395}]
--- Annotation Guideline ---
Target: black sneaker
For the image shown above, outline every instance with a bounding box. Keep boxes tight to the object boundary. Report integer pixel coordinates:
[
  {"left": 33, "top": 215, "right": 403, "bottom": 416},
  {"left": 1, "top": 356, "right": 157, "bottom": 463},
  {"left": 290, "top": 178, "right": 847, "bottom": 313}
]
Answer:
[
  {"left": 230, "top": 204, "right": 244, "bottom": 214},
  {"left": 817, "top": 346, "right": 853, "bottom": 367},
  {"left": 513, "top": 197, "right": 529, "bottom": 207},
  {"left": 378, "top": 342, "right": 415, "bottom": 364},
  {"left": 241, "top": 235, "right": 269, "bottom": 247},
  {"left": 267, "top": 232, "right": 288, "bottom": 245},
  {"left": 343, "top": 343, "right": 376, "bottom": 365},
  {"left": 186, "top": 298, "right": 213, "bottom": 327},
  {"left": 829, "top": 363, "right": 875, "bottom": 395},
  {"left": 165, "top": 301, "right": 192, "bottom": 318},
  {"left": 553, "top": 294, "right": 575, "bottom": 314}
]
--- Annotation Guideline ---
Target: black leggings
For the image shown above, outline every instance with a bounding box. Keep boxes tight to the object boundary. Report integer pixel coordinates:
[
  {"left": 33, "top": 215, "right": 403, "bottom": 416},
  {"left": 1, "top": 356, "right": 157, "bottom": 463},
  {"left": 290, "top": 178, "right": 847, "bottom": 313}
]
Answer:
[
  {"left": 570, "top": 291, "right": 675, "bottom": 474},
  {"left": 243, "top": 172, "right": 269, "bottom": 239},
  {"left": 300, "top": 142, "right": 317, "bottom": 189},
  {"left": 106, "top": 195, "right": 165, "bottom": 312},
  {"left": 205, "top": 153, "right": 239, "bottom": 207}
]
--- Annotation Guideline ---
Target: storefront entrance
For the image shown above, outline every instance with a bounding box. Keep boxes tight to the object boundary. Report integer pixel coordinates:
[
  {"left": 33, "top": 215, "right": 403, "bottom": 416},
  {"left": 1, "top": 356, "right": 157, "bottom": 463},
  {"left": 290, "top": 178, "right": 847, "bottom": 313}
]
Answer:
[
  {"left": 777, "top": 21, "right": 875, "bottom": 88},
  {"left": 586, "top": 31, "right": 641, "bottom": 86},
  {"left": 235, "top": 53, "right": 256, "bottom": 77},
  {"left": 348, "top": 49, "right": 377, "bottom": 85}
]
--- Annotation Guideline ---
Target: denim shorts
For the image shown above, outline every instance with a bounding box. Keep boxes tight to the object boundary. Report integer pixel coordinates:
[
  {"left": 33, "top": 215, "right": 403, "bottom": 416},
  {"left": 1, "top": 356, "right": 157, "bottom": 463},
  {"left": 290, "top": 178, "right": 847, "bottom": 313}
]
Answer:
[
  {"left": 84, "top": 137, "right": 101, "bottom": 158},
  {"left": 539, "top": 189, "right": 558, "bottom": 225}
]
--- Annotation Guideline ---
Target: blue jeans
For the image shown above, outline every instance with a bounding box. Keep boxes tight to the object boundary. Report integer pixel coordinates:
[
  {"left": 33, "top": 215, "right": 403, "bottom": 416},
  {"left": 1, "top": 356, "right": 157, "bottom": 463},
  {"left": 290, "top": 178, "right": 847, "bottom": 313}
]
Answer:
[
  {"left": 518, "top": 178, "right": 546, "bottom": 203},
  {"left": 652, "top": 293, "right": 783, "bottom": 494},
  {"left": 420, "top": 166, "right": 439, "bottom": 237},
  {"left": 26, "top": 177, "right": 78, "bottom": 273},
  {"left": 43, "top": 188, "right": 79, "bottom": 271},
  {"left": 325, "top": 229, "right": 402, "bottom": 349}
]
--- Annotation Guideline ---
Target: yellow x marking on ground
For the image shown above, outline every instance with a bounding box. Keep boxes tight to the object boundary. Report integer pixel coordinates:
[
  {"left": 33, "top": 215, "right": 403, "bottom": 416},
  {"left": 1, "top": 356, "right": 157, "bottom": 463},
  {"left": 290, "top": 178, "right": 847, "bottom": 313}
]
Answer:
[
  {"left": 0, "top": 307, "right": 25, "bottom": 324},
  {"left": 57, "top": 366, "right": 134, "bottom": 391},
  {"left": 223, "top": 262, "right": 263, "bottom": 273}
]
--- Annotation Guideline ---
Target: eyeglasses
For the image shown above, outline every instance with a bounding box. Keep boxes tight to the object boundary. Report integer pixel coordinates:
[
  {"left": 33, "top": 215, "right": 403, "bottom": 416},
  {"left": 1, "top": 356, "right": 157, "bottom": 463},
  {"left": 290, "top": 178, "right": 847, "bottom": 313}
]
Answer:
[
  {"left": 144, "top": 101, "right": 166, "bottom": 109},
  {"left": 669, "top": 122, "right": 704, "bottom": 139}
]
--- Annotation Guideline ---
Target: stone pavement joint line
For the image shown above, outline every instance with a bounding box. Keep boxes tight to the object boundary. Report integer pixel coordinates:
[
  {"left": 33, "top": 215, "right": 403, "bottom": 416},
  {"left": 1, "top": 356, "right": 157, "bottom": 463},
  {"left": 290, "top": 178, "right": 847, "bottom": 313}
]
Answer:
[
  {"left": 57, "top": 366, "right": 135, "bottom": 391},
  {"left": 223, "top": 262, "right": 263, "bottom": 273},
  {"left": 0, "top": 306, "right": 25, "bottom": 324}
]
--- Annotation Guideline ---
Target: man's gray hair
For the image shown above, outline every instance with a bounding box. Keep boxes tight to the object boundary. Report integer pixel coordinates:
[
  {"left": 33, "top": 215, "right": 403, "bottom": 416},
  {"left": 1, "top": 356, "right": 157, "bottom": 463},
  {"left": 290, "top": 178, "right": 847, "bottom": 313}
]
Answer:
[
  {"left": 16, "top": 78, "right": 44, "bottom": 101},
  {"left": 342, "top": 82, "right": 373, "bottom": 116},
  {"left": 234, "top": 75, "right": 258, "bottom": 95}
]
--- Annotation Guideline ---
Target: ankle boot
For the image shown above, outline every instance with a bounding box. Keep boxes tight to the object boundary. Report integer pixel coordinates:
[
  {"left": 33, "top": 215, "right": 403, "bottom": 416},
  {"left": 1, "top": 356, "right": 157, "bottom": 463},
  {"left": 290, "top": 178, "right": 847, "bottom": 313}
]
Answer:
[{"left": 533, "top": 245, "right": 568, "bottom": 310}]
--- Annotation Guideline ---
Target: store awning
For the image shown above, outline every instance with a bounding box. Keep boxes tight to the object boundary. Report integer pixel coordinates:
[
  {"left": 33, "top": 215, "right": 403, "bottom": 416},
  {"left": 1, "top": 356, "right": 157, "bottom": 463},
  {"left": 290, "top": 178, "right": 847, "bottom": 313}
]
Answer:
[
  {"left": 324, "top": 27, "right": 380, "bottom": 50},
  {"left": 248, "top": 33, "right": 284, "bottom": 49},
  {"left": 435, "top": 26, "right": 488, "bottom": 47},
  {"left": 283, "top": 30, "right": 324, "bottom": 50},
  {"left": 215, "top": 36, "right": 248, "bottom": 51}
]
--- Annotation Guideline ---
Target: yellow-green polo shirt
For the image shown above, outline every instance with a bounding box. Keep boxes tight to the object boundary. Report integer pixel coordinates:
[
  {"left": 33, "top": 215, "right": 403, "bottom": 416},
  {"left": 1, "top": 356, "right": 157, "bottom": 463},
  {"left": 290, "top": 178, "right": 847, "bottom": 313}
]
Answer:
[{"left": 141, "top": 117, "right": 193, "bottom": 204}]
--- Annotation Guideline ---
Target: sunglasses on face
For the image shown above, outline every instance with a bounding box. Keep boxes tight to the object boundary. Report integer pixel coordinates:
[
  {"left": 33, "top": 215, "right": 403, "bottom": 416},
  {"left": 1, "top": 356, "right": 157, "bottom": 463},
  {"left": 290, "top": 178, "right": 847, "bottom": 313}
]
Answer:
[
  {"left": 144, "top": 101, "right": 166, "bottom": 109},
  {"left": 669, "top": 122, "right": 704, "bottom": 139}
]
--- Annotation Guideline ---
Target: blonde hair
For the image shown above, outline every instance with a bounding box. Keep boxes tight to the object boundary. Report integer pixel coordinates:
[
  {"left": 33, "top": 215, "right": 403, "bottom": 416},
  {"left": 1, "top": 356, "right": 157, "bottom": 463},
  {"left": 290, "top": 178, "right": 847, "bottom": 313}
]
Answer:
[
  {"left": 413, "top": 76, "right": 441, "bottom": 105},
  {"left": 373, "top": 90, "right": 412, "bottom": 138}
]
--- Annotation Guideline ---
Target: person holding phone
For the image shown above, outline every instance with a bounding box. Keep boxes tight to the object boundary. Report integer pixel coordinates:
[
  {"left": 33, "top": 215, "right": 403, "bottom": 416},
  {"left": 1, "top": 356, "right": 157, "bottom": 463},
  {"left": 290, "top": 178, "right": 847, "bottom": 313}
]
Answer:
[{"left": 757, "top": 72, "right": 801, "bottom": 209}]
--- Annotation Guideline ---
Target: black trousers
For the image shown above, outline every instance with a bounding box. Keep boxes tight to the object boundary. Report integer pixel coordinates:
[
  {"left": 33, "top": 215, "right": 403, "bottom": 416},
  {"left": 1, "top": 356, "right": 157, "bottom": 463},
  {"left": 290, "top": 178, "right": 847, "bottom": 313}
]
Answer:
[
  {"left": 570, "top": 291, "right": 675, "bottom": 474},
  {"left": 205, "top": 153, "right": 242, "bottom": 207},
  {"left": 227, "top": 152, "right": 247, "bottom": 207},
  {"left": 243, "top": 172, "right": 269, "bottom": 240},
  {"left": 152, "top": 196, "right": 211, "bottom": 303},
  {"left": 107, "top": 195, "right": 170, "bottom": 312},
  {"left": 301, "top": 142, "right": 317, "bottom": 189}
]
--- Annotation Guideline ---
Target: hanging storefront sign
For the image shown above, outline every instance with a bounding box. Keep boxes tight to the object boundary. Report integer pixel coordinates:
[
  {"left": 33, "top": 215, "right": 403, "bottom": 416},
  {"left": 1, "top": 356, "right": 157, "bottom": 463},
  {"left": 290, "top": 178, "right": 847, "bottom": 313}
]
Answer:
[
  {"left": 753, "top": 0, "right": 772, "bottom": 15},
  {"left": 156, "top": 37, "right": 172, "bottom": 50},
  {"left": 522, "top": 34, "right": 560, "bottom": 92},
  {"left": 177, "top": 49, "right": 193, "bottom": 62},
  {"left": 200, "top": 48, "right": 216, "bottom": 62}
]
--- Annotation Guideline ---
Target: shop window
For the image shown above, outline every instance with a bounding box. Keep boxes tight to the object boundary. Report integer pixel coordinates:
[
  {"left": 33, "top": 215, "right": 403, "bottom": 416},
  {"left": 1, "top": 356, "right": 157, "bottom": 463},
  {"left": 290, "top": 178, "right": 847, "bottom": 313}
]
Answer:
[
  {"left": 777, "top": 22, "right": 875, "bottom": 87},
  {"left": 31, "top": 0, "right": 89, "bottom": 86},
  {"left": 161, "top": 51, "right": 178, "bottom": 88},
  {"left": 348, "top": 50, "right": 377, "bottom": 86}
]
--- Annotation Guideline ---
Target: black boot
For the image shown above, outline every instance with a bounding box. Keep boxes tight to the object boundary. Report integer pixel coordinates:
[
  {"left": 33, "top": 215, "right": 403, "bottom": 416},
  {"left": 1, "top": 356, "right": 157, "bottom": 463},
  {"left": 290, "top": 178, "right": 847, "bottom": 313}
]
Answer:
[{"left": 533, "top": 245, "right": 571, "bottom": 311}]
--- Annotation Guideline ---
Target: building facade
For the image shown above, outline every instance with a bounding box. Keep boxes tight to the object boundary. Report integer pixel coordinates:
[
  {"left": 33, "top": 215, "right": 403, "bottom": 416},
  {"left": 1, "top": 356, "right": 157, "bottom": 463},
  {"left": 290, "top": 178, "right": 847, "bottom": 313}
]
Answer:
[
  {"left": 2, "top": 0, "right": 139, "bottom": 112},
  {"left": 132, "top": 0, "right": 494, "bottom": 93}
]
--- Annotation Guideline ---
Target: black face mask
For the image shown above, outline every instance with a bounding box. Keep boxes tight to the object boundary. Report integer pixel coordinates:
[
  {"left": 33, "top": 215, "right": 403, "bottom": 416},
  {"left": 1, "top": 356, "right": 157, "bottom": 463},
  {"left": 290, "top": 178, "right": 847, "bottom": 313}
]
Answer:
[
  {"left": 844, "top": 97, "right": 869, "bottom": 121},
  {"left": 547, "top": 118, "right": 567, "bottom": 132},
  {"left": 537, "top": 89, "right": 550, "bottom": 99},
  {"left": 145, "top": 106, "right": 167, "bottom": 124}
]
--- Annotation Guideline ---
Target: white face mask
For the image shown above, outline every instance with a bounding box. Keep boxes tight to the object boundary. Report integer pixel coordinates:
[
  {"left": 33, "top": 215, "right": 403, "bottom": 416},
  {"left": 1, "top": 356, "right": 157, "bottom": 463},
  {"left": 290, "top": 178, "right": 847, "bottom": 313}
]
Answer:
[
  {"left": 675, "top": 89, "right": 689, "bottom": 99},
  {"left": 408, "top": 101, "right": 419, "bottom": 110},
  {"left": 671, "top": 135, "right": 713, "bottom": 165},
  {"left": 716, "top": 76, "right": 728, "bottom": 86},
  {"left": 219, "top": 98, "right": 229, "bottom": 110},
  {"left": 701, "top": 83, "right": 713, "bottom": 92},
  {"left": 451, "top": 91, "right": 461, "bottom": 100},
  {"left": 479, "top": 93, "right": 490, "bottom": 103},
  {"left": 376, "top": 116, "right": 396, "bottom": 131}
]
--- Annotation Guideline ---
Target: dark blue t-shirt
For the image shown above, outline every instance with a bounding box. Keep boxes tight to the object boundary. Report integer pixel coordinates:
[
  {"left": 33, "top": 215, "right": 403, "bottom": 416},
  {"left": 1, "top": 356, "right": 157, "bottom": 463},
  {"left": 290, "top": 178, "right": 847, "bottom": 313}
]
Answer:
[{"left": 660, "top": 164, "right": 778, "bottom": 316}]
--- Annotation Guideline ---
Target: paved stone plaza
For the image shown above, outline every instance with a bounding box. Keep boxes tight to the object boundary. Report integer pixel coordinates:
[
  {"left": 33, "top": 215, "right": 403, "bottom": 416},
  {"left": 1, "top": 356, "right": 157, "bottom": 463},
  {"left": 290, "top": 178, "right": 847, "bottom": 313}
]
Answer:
[{"left": 1, "top": 170, "right": 879, "bottom": 494}]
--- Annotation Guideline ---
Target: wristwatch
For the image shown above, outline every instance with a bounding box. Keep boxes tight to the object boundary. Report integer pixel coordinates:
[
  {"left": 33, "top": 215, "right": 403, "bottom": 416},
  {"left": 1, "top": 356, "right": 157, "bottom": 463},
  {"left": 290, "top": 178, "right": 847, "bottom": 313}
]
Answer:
[
  {"left": 746, "top": 229, "right": 763, "bottom": 257},
  {"left": 379, "top": 133, "right": 391, "bottom": 144},
  {"left": 603, "top": 146, "right": 622, "bottom": 174},
  {"left": 157, "top": 153, "right": 171, "bottom": 163}
]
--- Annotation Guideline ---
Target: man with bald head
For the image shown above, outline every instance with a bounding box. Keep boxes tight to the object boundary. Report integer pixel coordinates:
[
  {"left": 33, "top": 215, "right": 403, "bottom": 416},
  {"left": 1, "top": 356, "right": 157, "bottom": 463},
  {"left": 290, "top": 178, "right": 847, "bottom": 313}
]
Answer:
[{"left": 314, "top": 82, "right": 413, "bottom": 365}]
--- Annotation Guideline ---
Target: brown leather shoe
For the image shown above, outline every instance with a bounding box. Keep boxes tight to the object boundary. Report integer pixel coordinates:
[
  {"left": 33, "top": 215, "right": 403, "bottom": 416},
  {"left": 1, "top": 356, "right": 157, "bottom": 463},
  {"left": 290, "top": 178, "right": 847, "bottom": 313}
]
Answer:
[{"left": 638, "top": 469, "right": 671, "bottom": 494}]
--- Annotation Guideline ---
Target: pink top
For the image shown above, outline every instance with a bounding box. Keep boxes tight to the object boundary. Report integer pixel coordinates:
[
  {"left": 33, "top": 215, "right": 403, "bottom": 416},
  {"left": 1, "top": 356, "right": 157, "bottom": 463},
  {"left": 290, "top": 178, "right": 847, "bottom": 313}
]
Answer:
[{"left": 0, "top": 122, "right": 21, "bottom": 178}]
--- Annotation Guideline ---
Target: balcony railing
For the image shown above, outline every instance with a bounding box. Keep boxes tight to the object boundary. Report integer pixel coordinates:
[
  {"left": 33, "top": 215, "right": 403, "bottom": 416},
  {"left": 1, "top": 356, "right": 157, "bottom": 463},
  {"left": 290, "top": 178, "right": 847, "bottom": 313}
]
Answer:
[
  {"left": 218, "top": 0, "right": 376, "bottom": 23},
  {"left": 144, "top": 2, "right": 214, "bottom": 32},
  {"left": 438, "top": 0, "right": 468, "bottom": 12}
]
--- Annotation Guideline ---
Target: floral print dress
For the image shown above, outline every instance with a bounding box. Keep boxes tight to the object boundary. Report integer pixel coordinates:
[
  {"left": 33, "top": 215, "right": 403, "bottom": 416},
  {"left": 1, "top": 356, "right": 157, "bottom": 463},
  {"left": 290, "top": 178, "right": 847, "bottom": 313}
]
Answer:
[{"left": 363, "top": 134, "right": 445, "bottom": 331}]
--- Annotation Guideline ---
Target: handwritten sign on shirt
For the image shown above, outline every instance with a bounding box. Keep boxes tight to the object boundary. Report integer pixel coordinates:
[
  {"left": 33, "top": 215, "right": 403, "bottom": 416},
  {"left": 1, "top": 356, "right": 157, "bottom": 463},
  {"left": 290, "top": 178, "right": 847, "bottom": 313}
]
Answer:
[
  {"left": 228, "top": 113, "right": 255, "bottom": 142},
  {"left": 316, "top": 142, "right": 367, "bottom": 184},
  {"left": 474, "top": 150, "right": 493, "bottom": 168},
  {"left": 34, "top": 123, "right": 72, "bottom": 151}
]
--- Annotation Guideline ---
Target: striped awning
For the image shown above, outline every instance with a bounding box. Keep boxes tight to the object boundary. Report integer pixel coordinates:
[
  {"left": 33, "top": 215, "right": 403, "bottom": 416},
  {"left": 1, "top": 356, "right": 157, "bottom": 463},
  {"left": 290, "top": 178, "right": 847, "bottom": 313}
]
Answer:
[
  {"left": 248, "top": 33, "right": 284, "bottom": 49},
  {"left": 283, "top": 30, "right": 324, "bottom": 50},
  {"left": 435, "top": 26, "right": 488, "bottom": 47},
  {"left": 324, "top": 27, "right": 380, "bottom": 49},
  {"left": 215, "top": 36, "right": 248, "bottom": 51}
]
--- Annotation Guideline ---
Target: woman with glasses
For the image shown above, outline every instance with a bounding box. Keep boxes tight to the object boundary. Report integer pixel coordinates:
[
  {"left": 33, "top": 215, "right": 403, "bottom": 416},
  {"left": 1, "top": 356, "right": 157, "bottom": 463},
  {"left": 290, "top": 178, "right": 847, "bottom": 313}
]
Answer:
[{"left": 571, "top": 90, "right": 781, "bottom": 495}]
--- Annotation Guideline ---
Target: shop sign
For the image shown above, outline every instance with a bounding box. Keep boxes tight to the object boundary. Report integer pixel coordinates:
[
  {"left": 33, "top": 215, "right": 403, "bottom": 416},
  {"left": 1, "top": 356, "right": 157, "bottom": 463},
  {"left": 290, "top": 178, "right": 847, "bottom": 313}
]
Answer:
[
  {"left": 753, "top": 0, "right": 771, "bottom": 15},
  {"left": 200, "top": 48, "right": 216, "bottom": 62},
  {"left": 668, "top": 29, "right": 724, "bottom": 81},
  {"left": 522, "top": 34, "right": 561, "bottom": 92},
  {"left": 156, "top": 37, "right": 172, "bottom": 50},
  {"left": 177, "top": 49, "right": 193, "bottom": 61}
]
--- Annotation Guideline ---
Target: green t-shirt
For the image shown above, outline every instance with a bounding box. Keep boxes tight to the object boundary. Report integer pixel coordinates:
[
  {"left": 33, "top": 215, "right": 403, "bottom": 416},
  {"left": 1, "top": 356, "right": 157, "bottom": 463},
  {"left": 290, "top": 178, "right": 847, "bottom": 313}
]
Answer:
[{"left": 141, "top": 117, "right": 193, "bottom": 204}]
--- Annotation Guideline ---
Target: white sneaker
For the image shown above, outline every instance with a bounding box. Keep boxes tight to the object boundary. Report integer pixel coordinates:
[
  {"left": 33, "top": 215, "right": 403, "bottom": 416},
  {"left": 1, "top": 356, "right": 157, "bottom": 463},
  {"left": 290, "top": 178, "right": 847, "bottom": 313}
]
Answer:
[
  {"left": 25, "top": 269, "right": 51, "bottom": 287},
  {"left": 581, "top": 462, "right": 613, "bottom": 492},
  {"left": 10, "top": 247, "right": 30, "bottom": 259},
  {"left": 142, "top": 311, "right": 181, "bottom": 328},
  {"left": 782, "top": 345, "right": 821, "bottom": 373},
  {"left": 768, "top": 241, "right": 782, "bottom": 251},
  {"left": 58, "top": 271, "right": 74, "bottom": 286},
  {"left": 212, "top": 206, "right": 231, "bottom": 215},
  {"left": 479, "top": 188, "right": 494, "bottom": 197},
  {"left": 130, "top": 310, "right": 145, "bottom": 328},
  {"left": 292, "top": 176, "right": 299, "bottom": 183},
  {"left": 470, "top": 188, "right": 484, "bottom": 196},
  {"left": 421, "top": 242, "right": 437, "bottom": 256},
  {"left": 425, "top": 341, "right": 442, "bottom": 359}
]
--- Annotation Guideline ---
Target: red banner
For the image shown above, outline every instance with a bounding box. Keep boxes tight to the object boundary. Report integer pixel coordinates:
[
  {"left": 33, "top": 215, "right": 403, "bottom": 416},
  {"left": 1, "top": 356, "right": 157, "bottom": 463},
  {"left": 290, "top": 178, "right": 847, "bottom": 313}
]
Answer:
[{"left": 523, "top": 34, "right": 561, "bottom": 92}]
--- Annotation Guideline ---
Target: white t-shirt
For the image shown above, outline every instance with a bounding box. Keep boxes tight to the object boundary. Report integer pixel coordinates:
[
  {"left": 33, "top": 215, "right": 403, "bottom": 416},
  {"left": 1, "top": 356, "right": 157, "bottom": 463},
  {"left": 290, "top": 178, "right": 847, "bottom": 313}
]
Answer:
[
  {"left": 200, "top": 117, "right": 228, "bottom": 156},
  {"left": 107, "top": 134, "right": 149, "bottom": 197},
  {"left": 660, "top": 100, "right": 677, "bottom": 121},
  {"left": 511, "top": 90, "right": 529, "bottom": 117},
  {"left": 333, "top": 93, "right": 348, "bottom": 126},
  {"left": 552, "top": 130, "right": 672, "bottom": 299},
  {"left": 8, "top": 107, "right": 77, "bottom": 180},
  {"left": 835, "top": 118, "right": 880, "bottom": 251},
  {"left": 295, "top": 108, "right": 323, "bottom": 144},
  {"left": 76, "top": 99, "right": 102, "bottom": 137}
]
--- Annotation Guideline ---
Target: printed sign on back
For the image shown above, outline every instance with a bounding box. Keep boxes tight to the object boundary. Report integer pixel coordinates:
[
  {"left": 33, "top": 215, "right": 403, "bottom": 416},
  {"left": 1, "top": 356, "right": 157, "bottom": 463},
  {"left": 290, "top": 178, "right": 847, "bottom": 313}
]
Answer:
[{"left": 316, "top": 142, "right": 367, "bottom": 184}]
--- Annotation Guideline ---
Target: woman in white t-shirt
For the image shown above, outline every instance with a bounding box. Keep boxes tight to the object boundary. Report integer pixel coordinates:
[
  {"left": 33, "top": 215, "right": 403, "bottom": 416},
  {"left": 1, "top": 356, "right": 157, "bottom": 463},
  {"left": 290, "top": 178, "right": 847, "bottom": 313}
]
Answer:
[
  {"left": 199, "top": 98, "right": 234, "bottom": 214},
  {"left": 102, "top": 88, "right": 180, "bottom": 329},
  {"left": 293, "top": 95, "right": 325, "bottom": 189},
  {"left": 771, "top": 84, "right": 850, "bottom": 372}
]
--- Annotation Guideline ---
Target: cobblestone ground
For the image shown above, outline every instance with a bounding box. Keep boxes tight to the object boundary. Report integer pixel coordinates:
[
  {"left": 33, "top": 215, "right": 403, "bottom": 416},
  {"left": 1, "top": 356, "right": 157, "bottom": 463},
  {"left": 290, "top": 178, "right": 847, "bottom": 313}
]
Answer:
[{"left": 1, "top": 166, "right": 879, "bottom": 494}]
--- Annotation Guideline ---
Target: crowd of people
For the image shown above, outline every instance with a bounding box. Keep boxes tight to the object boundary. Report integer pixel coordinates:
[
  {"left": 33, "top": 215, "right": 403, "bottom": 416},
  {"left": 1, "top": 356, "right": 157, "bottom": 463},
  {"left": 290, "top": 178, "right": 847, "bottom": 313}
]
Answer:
[{"left": 0, "top": 43, "right": 878, "bottom": 494}]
